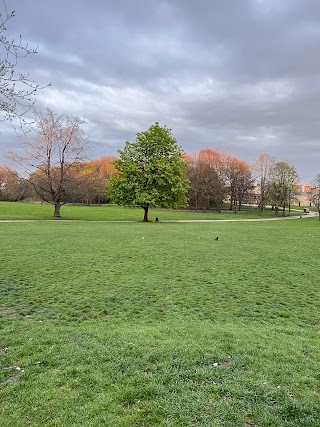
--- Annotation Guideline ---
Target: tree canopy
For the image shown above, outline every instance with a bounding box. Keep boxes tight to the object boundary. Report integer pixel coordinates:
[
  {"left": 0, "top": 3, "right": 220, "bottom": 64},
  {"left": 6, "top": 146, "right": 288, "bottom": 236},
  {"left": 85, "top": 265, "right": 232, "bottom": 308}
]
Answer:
[
  {"left": 108, "top": 122, "right": 189, "bottom": 221},
  {"left": 187, "top": 150, "right": 226, "bottom": 211},
  {"left": 269, "top": 161, "right": 299, "bottom": 216}
]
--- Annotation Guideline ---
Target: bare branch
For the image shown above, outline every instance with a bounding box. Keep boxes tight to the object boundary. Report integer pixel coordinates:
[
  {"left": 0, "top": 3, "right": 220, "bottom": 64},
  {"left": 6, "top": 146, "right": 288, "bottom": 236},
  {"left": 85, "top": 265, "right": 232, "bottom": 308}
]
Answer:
[{"left": 0, "top": 1, "right": 50, "bottom": 129}]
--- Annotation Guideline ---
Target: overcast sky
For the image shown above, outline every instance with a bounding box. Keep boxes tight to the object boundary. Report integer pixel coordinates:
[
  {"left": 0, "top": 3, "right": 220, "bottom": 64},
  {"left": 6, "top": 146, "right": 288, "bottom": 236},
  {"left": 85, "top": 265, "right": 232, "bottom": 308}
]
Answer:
[{"left": 1, "top": 0, "right": 320, "bottom": 183}]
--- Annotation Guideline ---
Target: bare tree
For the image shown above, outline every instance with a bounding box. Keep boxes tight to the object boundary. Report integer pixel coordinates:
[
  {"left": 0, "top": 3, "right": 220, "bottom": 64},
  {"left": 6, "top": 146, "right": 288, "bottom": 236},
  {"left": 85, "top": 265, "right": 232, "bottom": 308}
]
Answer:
[
  {"left": 8, "top": 109, "right": 91, "bottom": 218},
  {"left": 253, "top": 153, "right": 276, "bottom": 213},
  {"left": 0, "top": 1, "right": 46, "bottom": 126}
]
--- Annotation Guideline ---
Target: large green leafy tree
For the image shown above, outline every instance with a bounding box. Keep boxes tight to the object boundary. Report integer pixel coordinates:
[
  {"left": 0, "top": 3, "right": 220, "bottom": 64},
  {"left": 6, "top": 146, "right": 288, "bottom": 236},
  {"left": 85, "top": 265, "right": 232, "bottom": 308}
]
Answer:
[{"left": 108, "top": 122, "right": 189, "bottom": 221}]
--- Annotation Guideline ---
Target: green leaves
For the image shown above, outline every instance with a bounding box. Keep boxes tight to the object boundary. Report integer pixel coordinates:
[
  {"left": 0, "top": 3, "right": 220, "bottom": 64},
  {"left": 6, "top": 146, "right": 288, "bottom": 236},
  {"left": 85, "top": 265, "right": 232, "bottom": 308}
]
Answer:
[{"left": 108, "top": 123, "right": 189, "bottom": 219}]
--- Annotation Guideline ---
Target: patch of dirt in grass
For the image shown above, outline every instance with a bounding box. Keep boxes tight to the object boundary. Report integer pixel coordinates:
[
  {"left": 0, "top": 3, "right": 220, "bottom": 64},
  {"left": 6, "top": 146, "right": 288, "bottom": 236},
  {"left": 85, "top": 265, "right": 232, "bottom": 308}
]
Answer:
[
  {"left": 0, "top": 307, "right": 19, "bottom": 318},
  {"left": 4, "top": 372, "right": 21, "bottom": 383},
  {"left": 2, "top": 366, "right": 24, "bottom": 383},
  {"left": 209, "top": 355, "right": 233, "bottom": 368}
]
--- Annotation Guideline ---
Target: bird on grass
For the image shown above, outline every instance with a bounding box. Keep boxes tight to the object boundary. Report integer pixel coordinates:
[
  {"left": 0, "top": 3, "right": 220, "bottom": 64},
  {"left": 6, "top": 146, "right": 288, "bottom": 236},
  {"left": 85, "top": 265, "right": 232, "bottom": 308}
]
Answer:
[{"left": 215, "top": 236, "right": 219, "bottom": 241}]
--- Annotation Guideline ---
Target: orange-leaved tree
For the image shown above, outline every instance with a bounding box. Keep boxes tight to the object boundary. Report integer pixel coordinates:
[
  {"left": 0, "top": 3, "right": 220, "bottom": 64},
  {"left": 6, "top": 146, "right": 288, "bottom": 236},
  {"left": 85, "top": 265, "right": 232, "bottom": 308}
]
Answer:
[
  {"left": 0, "top": 164, "right": 31, "bottom": 200},
  {"left": 186, "top": 149, "right": 226, "bottom": 211},
  {"left": 79, "top": 156, "right": 117, "bottom": 204},
  {"left": 225, "top": 155, "right": 253, "bottom": 211}
]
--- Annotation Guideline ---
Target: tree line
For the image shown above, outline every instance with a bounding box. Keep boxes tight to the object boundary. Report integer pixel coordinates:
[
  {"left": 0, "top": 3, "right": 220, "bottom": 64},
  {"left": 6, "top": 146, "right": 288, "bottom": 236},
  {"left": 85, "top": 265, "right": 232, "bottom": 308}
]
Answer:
[{"left": 1, "top": 109, "right": 316, "bottom": 221}]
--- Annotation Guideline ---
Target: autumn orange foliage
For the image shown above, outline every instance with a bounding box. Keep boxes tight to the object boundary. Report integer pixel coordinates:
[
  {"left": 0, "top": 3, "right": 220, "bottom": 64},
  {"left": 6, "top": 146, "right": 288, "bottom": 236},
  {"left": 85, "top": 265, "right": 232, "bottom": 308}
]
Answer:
[{"left": 87, "top": 156, "right": 117, "bottom": 179}]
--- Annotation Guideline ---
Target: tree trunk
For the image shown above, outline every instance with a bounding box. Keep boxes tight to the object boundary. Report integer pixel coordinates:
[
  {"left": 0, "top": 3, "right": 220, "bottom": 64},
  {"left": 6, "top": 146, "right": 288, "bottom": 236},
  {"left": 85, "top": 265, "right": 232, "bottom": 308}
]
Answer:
[
  {"left": 54, "top": 202, "right": 62, "bottom": 218},
  {"left": 259, "top": 193, "right": 264, "bottom": 213},
  {"left": 143, "top": 204, "right": 149, "bottom": 222}
]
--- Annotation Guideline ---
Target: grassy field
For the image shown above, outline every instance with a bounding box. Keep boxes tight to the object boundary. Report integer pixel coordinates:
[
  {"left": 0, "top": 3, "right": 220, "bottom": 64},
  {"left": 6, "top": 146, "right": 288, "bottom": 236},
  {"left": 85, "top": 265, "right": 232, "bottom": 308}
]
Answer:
[
  {"left": 0, "top": 201, "right": 304, "bottom": 221},
  {"left": 0, "top": 214, "right": 319, "bottom": 426}
]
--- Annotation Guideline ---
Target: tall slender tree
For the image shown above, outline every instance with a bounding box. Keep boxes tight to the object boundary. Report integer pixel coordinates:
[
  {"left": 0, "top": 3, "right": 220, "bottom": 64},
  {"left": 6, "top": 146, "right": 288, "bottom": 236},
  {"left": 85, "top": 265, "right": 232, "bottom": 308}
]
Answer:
[
  {"left": 269, "top": 162, "right": 299, "bottom": 216},
  {"left": 225, "top": 156, "right": 253, "bottom": 211},
  {"left": 253, "top": 153, "right": 276, "bottom": 213}
]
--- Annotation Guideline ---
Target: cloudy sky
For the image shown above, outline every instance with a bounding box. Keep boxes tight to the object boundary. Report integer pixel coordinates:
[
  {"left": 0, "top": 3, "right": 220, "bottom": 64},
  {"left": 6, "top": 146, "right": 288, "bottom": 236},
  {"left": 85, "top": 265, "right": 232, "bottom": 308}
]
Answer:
[{"left": 1, "top": 0, "right": 320, "bottom": 183}]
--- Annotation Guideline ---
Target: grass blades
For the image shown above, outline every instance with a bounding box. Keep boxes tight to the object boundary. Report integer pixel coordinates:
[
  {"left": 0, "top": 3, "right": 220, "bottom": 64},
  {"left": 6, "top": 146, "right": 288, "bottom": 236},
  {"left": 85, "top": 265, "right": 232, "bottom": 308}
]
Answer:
[{"left": 0, "top": 218, "right": 319, "bottom": 426}]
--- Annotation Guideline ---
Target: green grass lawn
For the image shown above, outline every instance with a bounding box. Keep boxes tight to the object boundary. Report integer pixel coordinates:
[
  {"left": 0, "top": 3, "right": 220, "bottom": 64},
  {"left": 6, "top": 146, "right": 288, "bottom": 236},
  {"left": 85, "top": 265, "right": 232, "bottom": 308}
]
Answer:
[
  {"left": 0, "top": 217, "right": 319, "bottom": 426},
  {"left": 0, "top": 201, "right": 303, "bottom": 221}
]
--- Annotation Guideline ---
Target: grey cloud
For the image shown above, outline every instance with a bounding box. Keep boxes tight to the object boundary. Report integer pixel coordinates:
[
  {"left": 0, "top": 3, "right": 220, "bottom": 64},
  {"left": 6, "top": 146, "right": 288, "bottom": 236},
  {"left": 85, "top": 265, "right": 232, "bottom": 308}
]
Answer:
[{"left": 2, "top": 0, "right": 320, "bottom": 183}]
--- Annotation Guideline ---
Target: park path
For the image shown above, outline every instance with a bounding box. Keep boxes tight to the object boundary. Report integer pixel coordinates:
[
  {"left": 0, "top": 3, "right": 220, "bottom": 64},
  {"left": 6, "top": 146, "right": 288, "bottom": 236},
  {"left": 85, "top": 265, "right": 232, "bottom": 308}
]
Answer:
[
  {"left": 0, "top": 212, "right": 318, "bottom": 223},
  {"left": 162, "top": 211, "right": 319, "bottom": 222}
]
